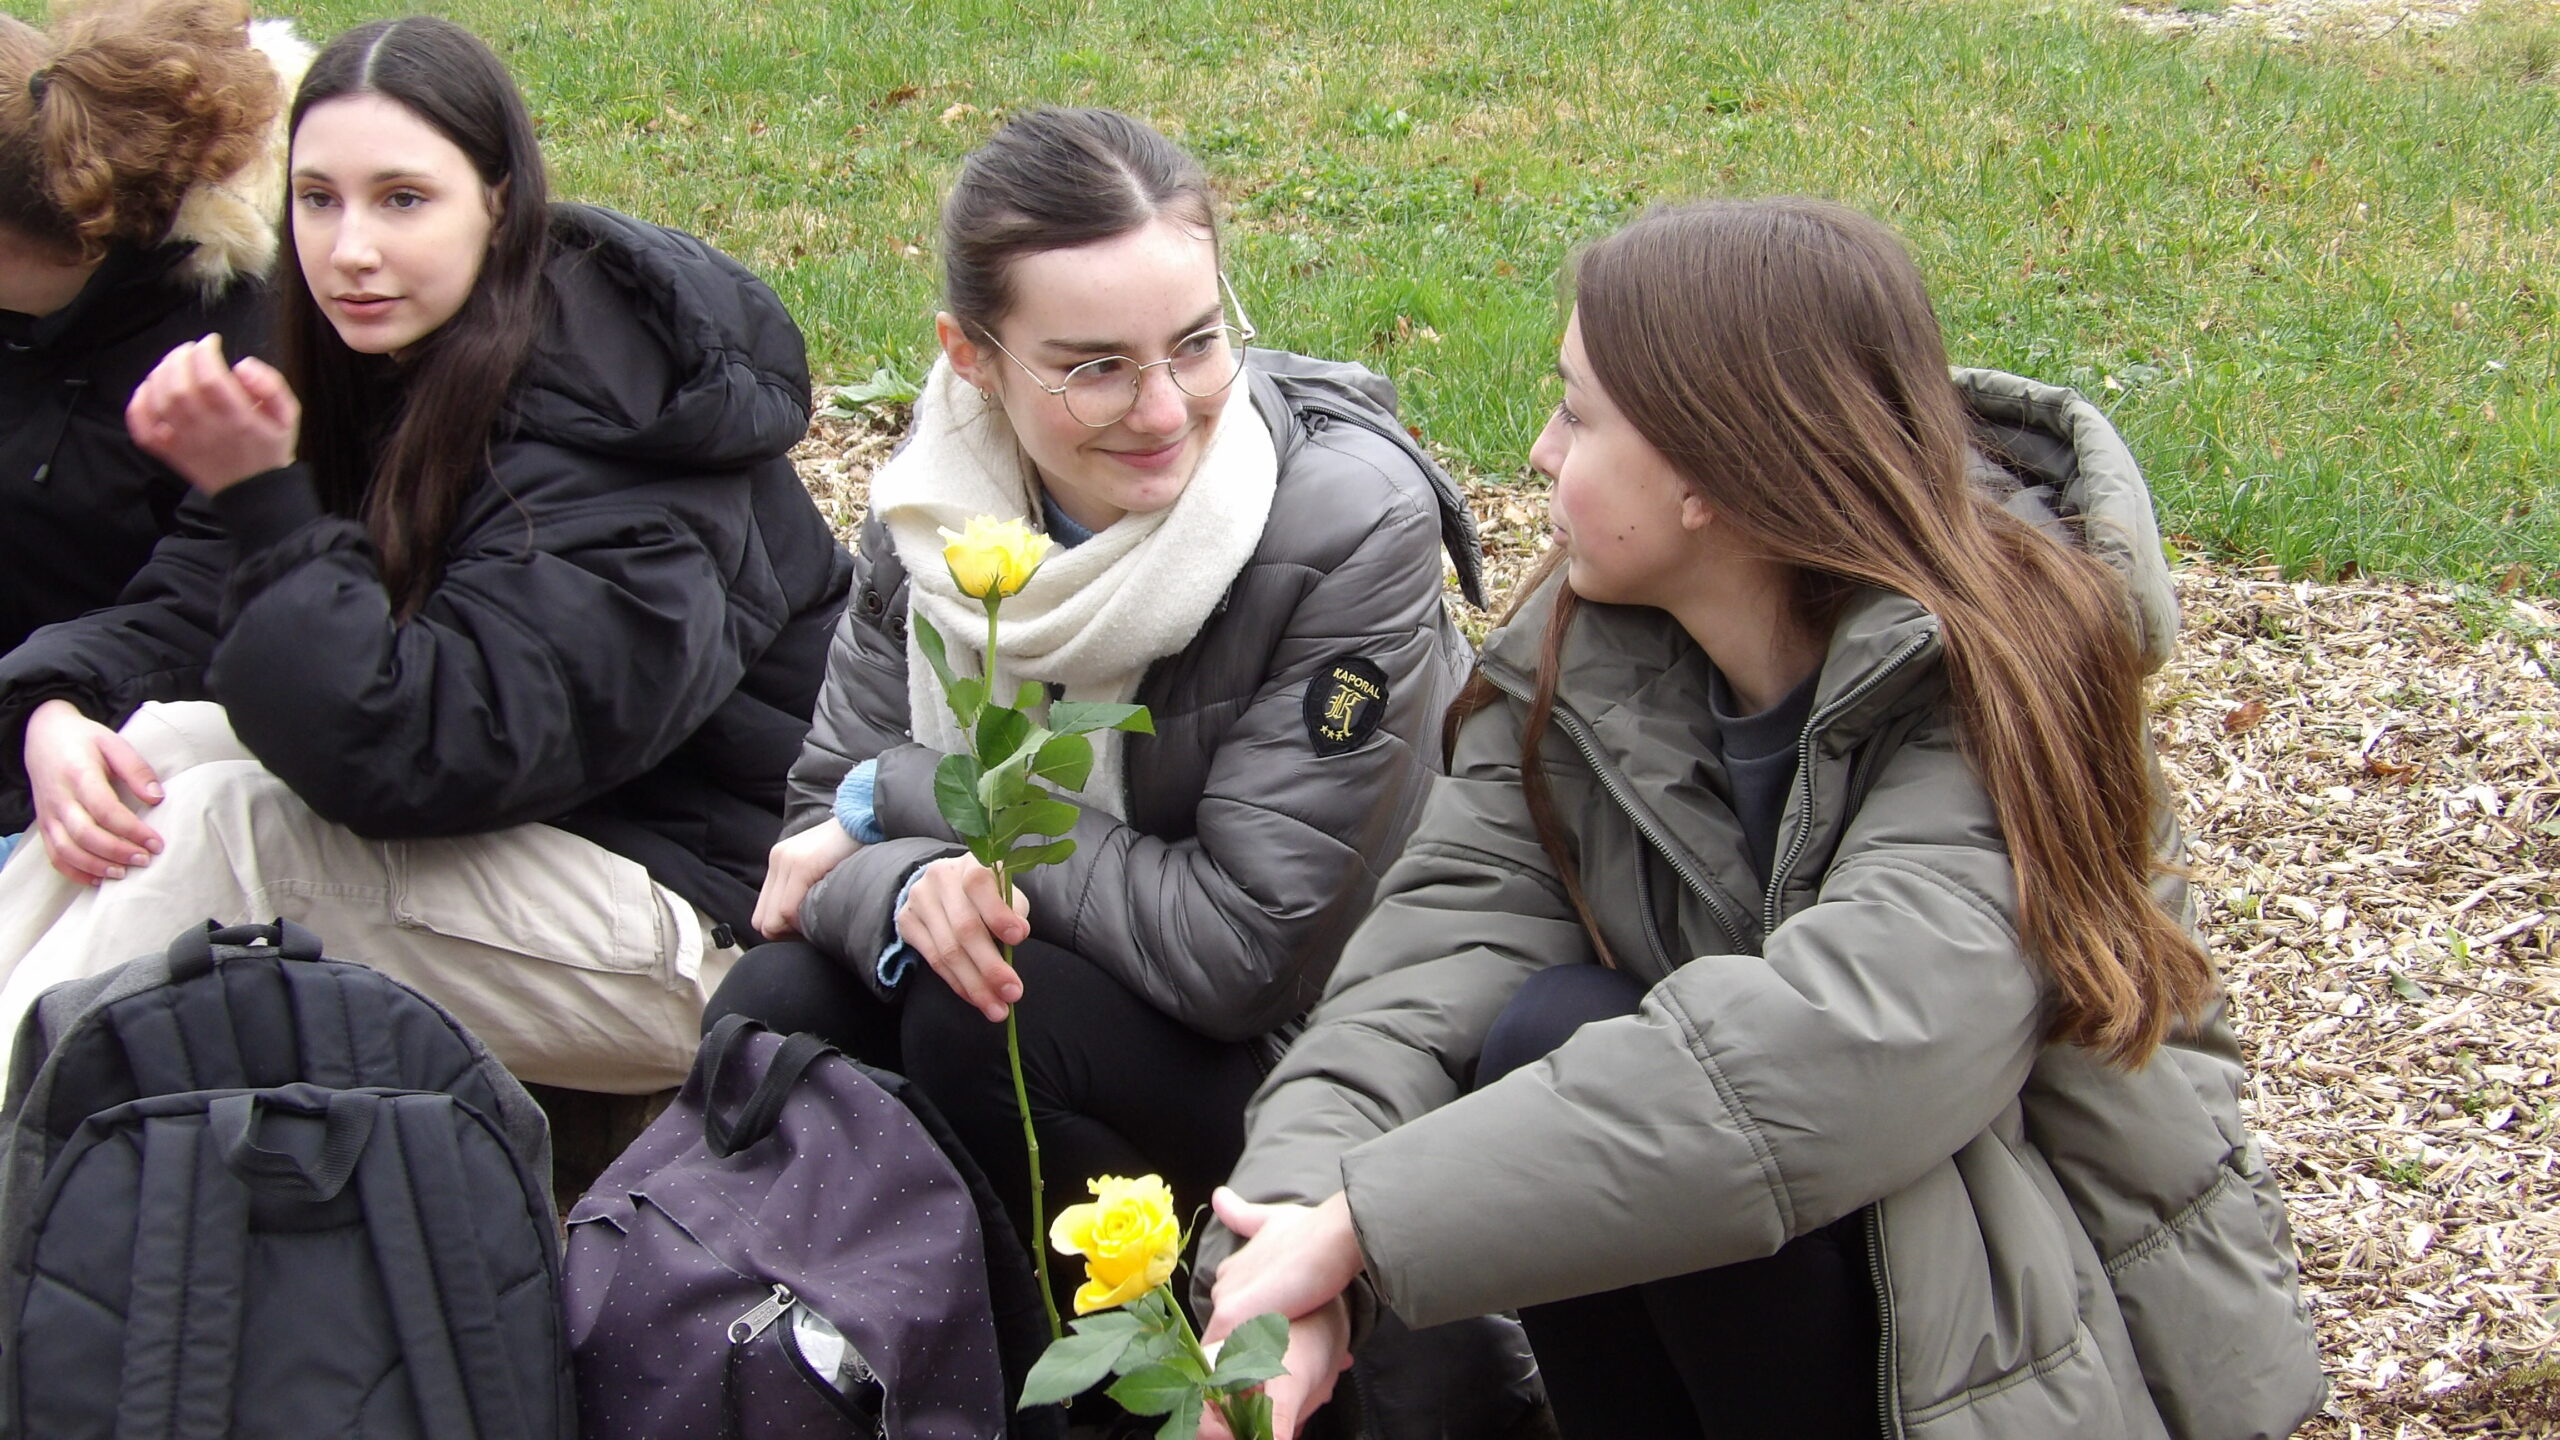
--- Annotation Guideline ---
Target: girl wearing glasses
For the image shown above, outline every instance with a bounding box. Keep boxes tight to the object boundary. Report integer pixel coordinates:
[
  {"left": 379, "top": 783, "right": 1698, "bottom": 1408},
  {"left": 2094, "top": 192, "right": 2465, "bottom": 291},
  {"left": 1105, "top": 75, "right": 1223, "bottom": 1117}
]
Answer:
[
  {"left": 1195, "top": 200, "right": 2323, "bottom": 1440},
  {"left": 711, "top": 108, "right": 1486, "bottom": 1326},
  {"left": 0, "top": 16, "right": 849, "bottom": 1092}
]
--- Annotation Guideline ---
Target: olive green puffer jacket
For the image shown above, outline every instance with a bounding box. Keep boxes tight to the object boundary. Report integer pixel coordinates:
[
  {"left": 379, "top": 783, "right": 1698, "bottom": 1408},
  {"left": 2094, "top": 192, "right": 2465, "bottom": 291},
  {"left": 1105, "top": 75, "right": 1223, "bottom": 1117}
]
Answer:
[{"left": 1209, "top": 369, "right": 2326, "bottom": 1440}]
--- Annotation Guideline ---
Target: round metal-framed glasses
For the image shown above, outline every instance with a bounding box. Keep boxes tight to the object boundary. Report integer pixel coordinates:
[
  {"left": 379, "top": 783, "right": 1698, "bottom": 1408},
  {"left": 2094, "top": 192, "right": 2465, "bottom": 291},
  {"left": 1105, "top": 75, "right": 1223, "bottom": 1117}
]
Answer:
[{"left": 980, "top": 274, "right": 1258, "bottom": 428}]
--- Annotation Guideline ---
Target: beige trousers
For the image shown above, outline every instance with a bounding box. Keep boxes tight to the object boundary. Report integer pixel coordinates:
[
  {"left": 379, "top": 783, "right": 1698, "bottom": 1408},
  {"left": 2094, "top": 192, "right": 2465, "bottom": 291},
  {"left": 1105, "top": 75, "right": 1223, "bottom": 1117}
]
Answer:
[{"left": 0, "top": 702, "right": 737, "bottom": 1092}]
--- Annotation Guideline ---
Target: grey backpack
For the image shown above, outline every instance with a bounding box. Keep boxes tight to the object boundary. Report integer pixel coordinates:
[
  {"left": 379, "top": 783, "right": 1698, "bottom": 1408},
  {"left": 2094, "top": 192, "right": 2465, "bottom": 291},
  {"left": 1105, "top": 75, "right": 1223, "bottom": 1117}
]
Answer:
[{"left": 0, "top": 918, "right": 569, "bottom": 1439}]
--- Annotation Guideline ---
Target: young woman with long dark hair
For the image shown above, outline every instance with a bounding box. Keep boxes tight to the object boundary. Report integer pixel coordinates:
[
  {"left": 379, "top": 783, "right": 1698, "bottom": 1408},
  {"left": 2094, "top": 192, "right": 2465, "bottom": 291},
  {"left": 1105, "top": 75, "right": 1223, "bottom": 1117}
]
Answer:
[
  {"left": 1197, "top": 199, "right": 2325, "bottom": 1440},
  {"left": 0, "top": 16, "right": 849, "bottom": 1093}
]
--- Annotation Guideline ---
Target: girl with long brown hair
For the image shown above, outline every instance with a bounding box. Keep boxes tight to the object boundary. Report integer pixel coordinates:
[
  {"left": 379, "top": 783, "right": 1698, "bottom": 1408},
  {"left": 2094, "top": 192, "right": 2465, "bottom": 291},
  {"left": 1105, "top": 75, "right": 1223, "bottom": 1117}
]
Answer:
[
  {"left": 0, "top": 16, "right": 849, "bottom": 1094},
  {"left": 1196, "top": 199, "right": 2323, "bottom": 1440}
]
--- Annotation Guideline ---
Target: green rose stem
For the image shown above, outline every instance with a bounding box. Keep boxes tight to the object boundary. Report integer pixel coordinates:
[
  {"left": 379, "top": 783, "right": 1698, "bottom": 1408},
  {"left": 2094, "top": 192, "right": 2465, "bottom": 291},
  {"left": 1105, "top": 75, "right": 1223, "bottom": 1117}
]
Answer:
[{"left": 987, "top": 596, "right": 1064, "bottom": 1343}]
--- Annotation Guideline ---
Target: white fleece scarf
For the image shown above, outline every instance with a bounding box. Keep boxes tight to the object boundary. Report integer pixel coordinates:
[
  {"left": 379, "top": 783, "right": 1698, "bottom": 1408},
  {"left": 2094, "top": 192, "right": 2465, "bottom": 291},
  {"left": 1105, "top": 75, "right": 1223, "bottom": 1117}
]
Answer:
[{"left": 871, "top": 357, "right": 1277, "bottom": 818}]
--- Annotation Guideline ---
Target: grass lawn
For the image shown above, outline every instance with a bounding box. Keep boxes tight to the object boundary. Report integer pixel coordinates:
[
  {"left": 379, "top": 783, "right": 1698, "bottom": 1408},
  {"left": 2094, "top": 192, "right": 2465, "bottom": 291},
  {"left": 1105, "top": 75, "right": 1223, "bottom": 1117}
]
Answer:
[{"left": 26, "top": 0, "right": 2559, "bottom": 587}]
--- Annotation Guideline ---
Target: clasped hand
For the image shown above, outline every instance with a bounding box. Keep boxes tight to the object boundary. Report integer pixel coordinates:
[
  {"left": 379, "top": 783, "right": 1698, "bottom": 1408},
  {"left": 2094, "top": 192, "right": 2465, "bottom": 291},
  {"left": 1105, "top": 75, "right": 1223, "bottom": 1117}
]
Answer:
[
  {"left": 125, "top": 334, "right": 299, "bottom": 495},
  {"left": 1199, "top": 1189, "right": 1364, "bottom": 1440}
]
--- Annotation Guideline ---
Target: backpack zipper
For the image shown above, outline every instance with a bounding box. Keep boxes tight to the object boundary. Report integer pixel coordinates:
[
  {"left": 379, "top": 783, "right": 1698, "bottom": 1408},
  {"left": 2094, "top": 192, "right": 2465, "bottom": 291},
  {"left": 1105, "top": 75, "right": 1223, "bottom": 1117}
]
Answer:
[{"left": 728, "top": 1283, "right": 797, "bottom": 1344}]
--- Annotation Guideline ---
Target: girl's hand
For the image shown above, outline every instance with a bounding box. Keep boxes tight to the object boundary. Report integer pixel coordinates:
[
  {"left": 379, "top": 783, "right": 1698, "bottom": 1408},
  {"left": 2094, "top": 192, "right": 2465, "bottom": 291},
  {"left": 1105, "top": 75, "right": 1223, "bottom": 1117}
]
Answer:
[
  {"left": 895, "top": 855, "right": 1032, "bottom": 1021},
  {"left": 22, "top": 699, "right": 164, "bottom": 885},
  {"left": 753, "top": 822, "right": 860, "bottom": 940},
  {"left": 125, "top": 335, "right": 300, "bottom": 495},
  {"left": 1198, "top": 1298, "right": 1351, "bottom": 1440},
  {"left": 1205, "top": 1189, "right": 1367, "bottom": 1334}
]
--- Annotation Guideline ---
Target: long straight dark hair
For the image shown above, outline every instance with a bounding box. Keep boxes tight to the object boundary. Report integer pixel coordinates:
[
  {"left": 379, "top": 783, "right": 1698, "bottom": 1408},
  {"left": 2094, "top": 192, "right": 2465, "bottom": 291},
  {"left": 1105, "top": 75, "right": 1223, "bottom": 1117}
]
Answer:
[
  {"left": 1453, "top": 199, "right": 2214, "bottom": 1067},
  {"left": 277, "top": 16, "right": 550, "bottom": 616}
]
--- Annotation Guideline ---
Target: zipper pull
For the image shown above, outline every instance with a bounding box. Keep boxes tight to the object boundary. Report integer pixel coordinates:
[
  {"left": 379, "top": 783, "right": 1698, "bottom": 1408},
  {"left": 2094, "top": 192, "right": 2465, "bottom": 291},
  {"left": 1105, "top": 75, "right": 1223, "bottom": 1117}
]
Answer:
[{"left": 728, "top": 1283, "right": 796, "bottom": 1344}]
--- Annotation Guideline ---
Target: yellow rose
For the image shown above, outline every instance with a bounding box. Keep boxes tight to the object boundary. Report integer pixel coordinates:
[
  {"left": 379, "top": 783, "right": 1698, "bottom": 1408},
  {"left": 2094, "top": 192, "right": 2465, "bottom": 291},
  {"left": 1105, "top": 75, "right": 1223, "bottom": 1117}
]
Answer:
[
  {"left": 939, "top": 515, "right": 1054, "bottom": 602},
  {"left": 1048, "top": 1174, "right": 1180, "bottom": 1315}
]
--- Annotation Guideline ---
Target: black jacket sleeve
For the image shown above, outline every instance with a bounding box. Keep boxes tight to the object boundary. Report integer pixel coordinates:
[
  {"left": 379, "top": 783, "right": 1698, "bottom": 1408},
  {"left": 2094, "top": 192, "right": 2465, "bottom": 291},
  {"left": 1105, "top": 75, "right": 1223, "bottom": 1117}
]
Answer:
[{"left": 187, "top": 455, "right": 754, "bottom": 838}]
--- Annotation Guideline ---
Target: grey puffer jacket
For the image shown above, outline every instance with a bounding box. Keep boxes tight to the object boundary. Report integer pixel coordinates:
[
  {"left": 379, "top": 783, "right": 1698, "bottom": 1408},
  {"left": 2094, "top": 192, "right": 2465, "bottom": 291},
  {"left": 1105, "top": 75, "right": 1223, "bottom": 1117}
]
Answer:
[
  {"left": 1210, "top": 370, "right": 2326, "bottom": 1440},
  {"left": 787, "top": 351, "right": 1483, "bottom": 1046}
]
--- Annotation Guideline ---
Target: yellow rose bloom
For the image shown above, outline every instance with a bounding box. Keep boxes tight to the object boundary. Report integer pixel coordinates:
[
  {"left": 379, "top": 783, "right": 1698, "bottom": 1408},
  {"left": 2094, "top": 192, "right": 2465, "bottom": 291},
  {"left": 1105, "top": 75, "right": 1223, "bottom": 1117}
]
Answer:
[
  {"left": 1048, "top": 1174, "right": 1180, "bottom": 1315},
  {"left": 939, "top": 515, "right": 1054, "bottom": 602}
]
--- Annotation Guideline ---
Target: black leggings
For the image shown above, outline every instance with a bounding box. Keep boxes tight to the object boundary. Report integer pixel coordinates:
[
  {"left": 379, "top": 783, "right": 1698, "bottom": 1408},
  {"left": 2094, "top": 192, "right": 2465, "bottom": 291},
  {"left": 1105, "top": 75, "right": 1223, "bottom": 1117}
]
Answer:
[
  {"left": 1478, "top": 965, "right": 1882, "bottom": 1440},
  {"left": 704, "top": 938, "right": 1265, "bottom": 1304}
]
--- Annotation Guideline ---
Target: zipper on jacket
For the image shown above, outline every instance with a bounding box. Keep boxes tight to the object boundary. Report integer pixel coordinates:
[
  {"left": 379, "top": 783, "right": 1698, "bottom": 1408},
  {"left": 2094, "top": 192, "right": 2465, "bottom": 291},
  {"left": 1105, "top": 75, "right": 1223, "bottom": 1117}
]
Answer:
[
  {"left": 30, "top": 377, "right": 88, "bottom": 484},
  {"left": 1630, "top": 847, "right": 1677, "bottom": 973},
  {"left": 728, "top": 1283, "right": 797, "bottom": 1344},
  {"left": 1865, "top": 1206, "right": 1904, "bottom": 1439},
  {"left": 1549, "top": 703, "right": 1751, "bottom": 955},
  {"left": 1760, "top": 632, "right": 1935, "bottom": 936}
]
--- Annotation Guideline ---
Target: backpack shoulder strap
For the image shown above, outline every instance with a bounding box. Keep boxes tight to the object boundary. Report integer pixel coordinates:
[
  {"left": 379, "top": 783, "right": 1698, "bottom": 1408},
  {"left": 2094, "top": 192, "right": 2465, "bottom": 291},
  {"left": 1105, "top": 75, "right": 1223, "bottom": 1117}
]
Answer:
[
  {"left": 357, "top": 1095, "right": 547, "bottom": 1440},
  {"left": 112, "top": 1112, "right": 250, "bottom": 1440}
]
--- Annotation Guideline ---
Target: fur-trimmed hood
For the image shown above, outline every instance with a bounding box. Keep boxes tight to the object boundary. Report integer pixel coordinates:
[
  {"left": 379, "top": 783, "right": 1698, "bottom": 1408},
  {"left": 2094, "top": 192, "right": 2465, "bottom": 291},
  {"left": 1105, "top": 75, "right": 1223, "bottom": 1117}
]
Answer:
[{"left": 166, "top": 17, "right": 308, "bottom": 292}]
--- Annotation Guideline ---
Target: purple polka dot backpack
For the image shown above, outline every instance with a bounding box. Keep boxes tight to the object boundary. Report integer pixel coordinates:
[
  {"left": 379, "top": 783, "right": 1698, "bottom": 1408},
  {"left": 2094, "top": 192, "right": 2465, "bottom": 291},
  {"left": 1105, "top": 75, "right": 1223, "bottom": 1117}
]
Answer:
[{"left": 565, "top": 1016, "right": 1063, "bottom": 1439}]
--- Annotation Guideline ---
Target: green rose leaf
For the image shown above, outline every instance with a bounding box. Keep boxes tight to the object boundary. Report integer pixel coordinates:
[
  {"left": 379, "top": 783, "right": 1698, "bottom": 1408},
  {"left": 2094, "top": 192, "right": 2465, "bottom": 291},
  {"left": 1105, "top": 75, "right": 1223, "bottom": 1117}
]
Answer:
[
  {"left": 975, "top": 704, "right": 1033, "bottom": 774},
  {"left": 1105, "top": 1361, "right": 1196, "bottom": 1417},
  {"left": 1032, "top": 732, "right": 1095, "bottom": 792},
  {"left": 993, "top": 797, "right": 1081, "bottom": 845},
  {"left": 1213, "top": 1388, "right": 1273, "bottom": 1439},
  {"left": 1205, "top": 1312, "right": 1290, "bottom": 1389},
  {"left": 1154, "top": 1393, "right": 1205, "bottom": 1440},
  {"left": 1012, "top": 680, "right": 1047, "bottom": 713},
  {"left": 1048, "top": 701, "right": 1155, "bottom": 738},
  {"left": 1004, "top": 838, "right": 1076, "bottom": 871},
  {"left": 1019, "top": 1327, "right": 1139, "bottom": 1409},
  {"left": 913, "top": 614, "right": 986, "bottom": 729},
  {"left": 1068, "top": 1310, "right": 1145, "bottom": 1340},
  {"left": 932, "top": 752, "right": 990, "bottom": 839}
]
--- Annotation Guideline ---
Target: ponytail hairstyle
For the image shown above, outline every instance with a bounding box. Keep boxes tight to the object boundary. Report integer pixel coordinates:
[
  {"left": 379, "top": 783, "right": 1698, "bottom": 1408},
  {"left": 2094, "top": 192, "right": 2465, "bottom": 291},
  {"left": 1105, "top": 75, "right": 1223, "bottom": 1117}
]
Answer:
[
  {"left": 939, "top": 106, "right": 1218, "bottom": 345},
  {"left": 1458, "top": 199, "right": 2214, "bottom": 1066},
  {"left": 278, "top": 16, "right": 550, "bottom": 616},
  {"left": 0, "top": 0, "right": 278, "bottom": 261}
]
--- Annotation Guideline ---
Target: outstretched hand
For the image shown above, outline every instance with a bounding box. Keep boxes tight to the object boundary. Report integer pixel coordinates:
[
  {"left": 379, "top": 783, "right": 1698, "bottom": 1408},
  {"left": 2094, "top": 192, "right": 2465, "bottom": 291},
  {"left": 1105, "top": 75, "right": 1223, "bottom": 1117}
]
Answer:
[{"left": 126, "top": 334, "right": 299, "bottom": 495}]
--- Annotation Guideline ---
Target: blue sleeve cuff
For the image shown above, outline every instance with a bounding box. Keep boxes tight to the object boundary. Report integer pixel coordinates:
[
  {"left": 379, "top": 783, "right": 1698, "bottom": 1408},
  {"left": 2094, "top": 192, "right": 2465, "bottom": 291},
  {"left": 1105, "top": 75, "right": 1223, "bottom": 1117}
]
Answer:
[
  {"left": 0, "top": 832, "right": 19, "bottom": 870},
  {"left": 874, "top": 863, "right": 932, "bottom": 989},
  {"left": 833, "top": 759, "right": 887, "bottom": 845}
]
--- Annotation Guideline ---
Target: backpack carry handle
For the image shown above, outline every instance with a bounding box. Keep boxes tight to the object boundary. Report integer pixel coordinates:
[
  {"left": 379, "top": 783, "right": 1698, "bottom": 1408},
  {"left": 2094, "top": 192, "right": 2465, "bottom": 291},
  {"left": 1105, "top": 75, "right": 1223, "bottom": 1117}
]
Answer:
[
  {"left": 165, "top": 918, "right": 327, "bottom": 982},
  {"left": 700, "top": 1016, "right": 832, "bottom": 1159},
  {"left": 209, "top": 1087, "right": 378, "bottom": 1203}
]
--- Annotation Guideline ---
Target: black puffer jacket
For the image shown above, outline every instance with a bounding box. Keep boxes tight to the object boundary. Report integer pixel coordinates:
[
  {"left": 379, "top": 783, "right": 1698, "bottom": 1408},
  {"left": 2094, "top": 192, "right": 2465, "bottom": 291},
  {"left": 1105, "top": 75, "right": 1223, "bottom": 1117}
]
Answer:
[
  {"left": 0, "top": 205, "right": 853, "bottom": 931},
  {"left": 1, "top": 243, "right": 273, "bottom": 655}
]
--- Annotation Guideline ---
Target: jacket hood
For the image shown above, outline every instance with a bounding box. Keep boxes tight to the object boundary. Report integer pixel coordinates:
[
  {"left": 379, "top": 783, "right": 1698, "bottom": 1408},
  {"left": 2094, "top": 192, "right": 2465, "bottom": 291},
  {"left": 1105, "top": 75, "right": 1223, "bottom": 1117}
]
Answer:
[
  {"left": 1954, "top": 366, "right": 2179, "bottom": 672},
  {"left": 508, "top": 204, "right": 813, "bottom": 470},
  {"left": 164, "top": 19, "right": 310, "bottom": 294}
]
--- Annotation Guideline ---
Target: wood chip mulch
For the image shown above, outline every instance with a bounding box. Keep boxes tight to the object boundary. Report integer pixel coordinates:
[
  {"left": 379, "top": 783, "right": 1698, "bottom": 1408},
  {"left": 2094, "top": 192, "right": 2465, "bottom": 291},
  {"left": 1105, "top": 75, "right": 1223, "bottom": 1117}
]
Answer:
[{"left": 794, "top": 404, "right": 2560, "bottom": 1436}]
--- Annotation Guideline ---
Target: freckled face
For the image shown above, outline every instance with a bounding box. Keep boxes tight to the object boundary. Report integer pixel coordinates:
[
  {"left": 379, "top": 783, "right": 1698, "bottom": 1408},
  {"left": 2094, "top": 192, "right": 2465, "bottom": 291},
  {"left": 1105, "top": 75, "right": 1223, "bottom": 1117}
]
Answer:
[
  {"left": 1528, "top": 311, "right": 1706, "bottom": 610},
  {"left": 290, "top": 94, "right": 501, "bottom": 356}
]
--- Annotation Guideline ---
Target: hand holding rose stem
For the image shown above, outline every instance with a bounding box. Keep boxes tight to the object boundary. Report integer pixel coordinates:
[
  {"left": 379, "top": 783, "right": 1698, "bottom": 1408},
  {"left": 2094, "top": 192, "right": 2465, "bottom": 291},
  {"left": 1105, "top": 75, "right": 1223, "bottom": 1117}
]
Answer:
[{"left": 922, "top": 517, "right": 1153, "bottom": 1344}]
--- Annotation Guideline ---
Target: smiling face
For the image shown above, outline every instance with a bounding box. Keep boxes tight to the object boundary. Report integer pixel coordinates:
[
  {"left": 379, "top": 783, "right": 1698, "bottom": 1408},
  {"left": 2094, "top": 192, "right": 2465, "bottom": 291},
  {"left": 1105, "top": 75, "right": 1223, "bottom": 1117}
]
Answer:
[
  {"left": 1530, "top": 310, "right": 1715, "bottom": 610},
  {"left": 290, "top": 93, "right": 500, "bottom": 356},
  {"left": 942, "top": 216, "right": 1231, "bottom": 534}
]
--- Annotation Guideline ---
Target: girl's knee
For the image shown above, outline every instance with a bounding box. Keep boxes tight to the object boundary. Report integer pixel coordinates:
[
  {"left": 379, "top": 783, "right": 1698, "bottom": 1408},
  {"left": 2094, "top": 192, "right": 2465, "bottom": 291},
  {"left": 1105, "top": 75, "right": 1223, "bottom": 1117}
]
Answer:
[{"left": 117, "top": 702, "right": 253, "bottom": 779}]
